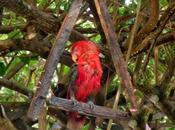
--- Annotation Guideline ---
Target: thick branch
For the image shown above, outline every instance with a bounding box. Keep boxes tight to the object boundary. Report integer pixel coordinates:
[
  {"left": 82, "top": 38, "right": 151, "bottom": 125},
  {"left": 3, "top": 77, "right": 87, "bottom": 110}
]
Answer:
[
  {"left": 0, "top": 0, "right": 86, "bottom": 42},
  {"left": 49, "top": 96, "right": 130, "bottom": 120},
  {"left": 156, "top": 32, "right": 175, "bottom": 46},
  {"left": 0, "top": 0, "right": 59, "bottom": 33},
  {"left": 0, "top": 39, "right": 50, "bottom": 57},
  {"left": 28, "top": 0, "right": 83, "bottom": 120},
  {"left": 0, "top": 39, "right": 73, "bottom": 67},
  {"left": 94, "top": 0, "right": 138, "bottom": 110},
  {"left": 132, "top": 2, "right": 175, "bottom": 56},
  {"left": 131, "top": 32, "right": 175, "bottom": 57},
  {"left": 135, "top": 0, "right": 159, "bottom": 41}
]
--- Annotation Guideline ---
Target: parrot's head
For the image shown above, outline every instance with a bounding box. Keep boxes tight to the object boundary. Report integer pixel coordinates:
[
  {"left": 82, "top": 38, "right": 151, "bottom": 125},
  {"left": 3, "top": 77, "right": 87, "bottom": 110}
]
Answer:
[{"left": 71, "top": 40, "right": 100, "bottom": 62}]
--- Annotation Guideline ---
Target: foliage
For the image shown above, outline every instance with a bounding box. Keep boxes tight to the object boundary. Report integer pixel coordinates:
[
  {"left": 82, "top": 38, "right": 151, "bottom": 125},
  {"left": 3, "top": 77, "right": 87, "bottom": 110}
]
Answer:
[{"left": 0, "top": 0, "right": 175, "bottom": 130}]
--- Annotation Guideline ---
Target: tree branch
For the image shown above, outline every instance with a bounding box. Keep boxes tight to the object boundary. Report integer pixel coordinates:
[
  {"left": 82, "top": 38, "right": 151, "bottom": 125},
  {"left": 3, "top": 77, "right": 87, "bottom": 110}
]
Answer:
[
  {"left": 0, "top": 38, "right": 73, "bottom": 67},
  {"left": 49, "top": 96, "right": 130, "bottom": 121},
  {"left": 0, "top": 0, "right": 59, "bottom": 33},
  {"left": 28, "top": 0, "right": 83, "bottom": 120},
  {"left": 0, "top": 78, "right": 33, "bottom": 97},
  {"left": 132, "top": 1, "right": 175, "bottom": 56},
  {"left": 94, "top": 0, "right": 138, "bottom": 110},
  {"left": 134, "top": 0, "right": 159, "bottom": 45},
  {"left": 0, "top": 0, "right": 86, "bottom": 42}
]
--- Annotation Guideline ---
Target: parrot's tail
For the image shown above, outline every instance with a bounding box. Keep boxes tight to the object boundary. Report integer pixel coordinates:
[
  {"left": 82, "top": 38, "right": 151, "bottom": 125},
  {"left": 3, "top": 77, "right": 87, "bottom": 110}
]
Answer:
[{"left": 67, "top": 111, "right": 85, "bottom": 130}]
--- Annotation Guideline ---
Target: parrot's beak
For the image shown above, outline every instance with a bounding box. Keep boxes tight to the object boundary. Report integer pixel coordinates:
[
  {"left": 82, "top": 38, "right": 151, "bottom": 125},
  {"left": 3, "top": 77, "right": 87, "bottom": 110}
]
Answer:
[{"left": 72, "top": 54, "right": 78, "bottom": 62}]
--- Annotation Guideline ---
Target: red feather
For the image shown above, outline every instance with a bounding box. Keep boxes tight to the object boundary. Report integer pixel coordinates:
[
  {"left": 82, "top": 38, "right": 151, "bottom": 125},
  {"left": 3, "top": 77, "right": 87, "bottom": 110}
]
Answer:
[{"left": 67, "top": 40, "right": 103, "bottom": 130}]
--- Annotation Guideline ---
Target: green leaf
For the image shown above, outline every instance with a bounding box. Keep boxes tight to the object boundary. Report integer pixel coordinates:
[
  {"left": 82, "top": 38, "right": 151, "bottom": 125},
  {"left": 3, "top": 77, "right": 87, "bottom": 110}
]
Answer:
[
  {"left": 0, "top": 34, "right": 8, "bottom": 40},
  {"left": 0, "top": 62, "right": 6, "bottom": 76},
  {"left": 168, "top": 128, "right": 175, "bottom": 130},
  {"left": 20, "top": 57, "right": 30, "bottom": 64},
  {"left": 37, "top": 0, "right": 48, "bottom": 7},
  {"left": 118, "top": 7, "right": 129, "bottom": 15},
  {"left": 60, "top": 1, "right": 71, "bottom": 11},
  {"left": 30, "top": 55, "right": 39, "bottom": 61},
  {"left": 83, "top": 123, "right": 89, "bottom": 130},
  {"left": 160, "top": 0, "right": 168, "bottom": 8},
  {"left": 90, "top": 35, "right": 101, "bottom": 43},
  {"left": 8, "top": 29, "right": 23, "bottom": 39}
]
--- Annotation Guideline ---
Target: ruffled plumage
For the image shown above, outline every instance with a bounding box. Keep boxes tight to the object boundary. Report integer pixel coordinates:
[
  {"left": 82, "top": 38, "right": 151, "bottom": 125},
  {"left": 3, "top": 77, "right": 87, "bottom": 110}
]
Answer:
[{"left": 67, "top": 41, "right": 103, "bottom": 130}]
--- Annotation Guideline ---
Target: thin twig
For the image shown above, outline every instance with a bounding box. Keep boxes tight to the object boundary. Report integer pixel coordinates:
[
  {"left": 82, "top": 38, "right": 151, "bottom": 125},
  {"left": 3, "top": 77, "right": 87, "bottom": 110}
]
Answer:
[
  {"left": 106, "top": 85, "right": 121, "bottom": 130},
  {"left": 126, "top": 0, "right": 141, "bottom": 62},
  {"left": 0, "top": 78, "right": 33, "bottom": 97}
]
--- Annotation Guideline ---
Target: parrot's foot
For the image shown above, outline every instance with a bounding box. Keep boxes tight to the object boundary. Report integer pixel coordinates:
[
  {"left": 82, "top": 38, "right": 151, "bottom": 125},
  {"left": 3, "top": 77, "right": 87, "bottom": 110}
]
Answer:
[
  {"left": 70, "top": 97, "right": 78, "bottom": 106},
  {"left": 87, "top": 101, "right": 95, "bottom": 111}
]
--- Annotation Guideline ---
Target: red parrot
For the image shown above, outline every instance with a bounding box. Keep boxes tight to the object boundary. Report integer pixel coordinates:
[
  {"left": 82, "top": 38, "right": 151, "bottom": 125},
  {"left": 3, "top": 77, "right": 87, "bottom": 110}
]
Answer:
[{"left": 67, "top": 40, "right": 103, "bottom": 130}]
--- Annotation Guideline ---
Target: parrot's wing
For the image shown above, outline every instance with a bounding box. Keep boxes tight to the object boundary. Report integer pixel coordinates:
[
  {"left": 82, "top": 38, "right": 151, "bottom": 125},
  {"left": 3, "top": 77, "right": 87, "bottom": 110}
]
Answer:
[
  {"left": 53, "top": 64, "right": 77, "bottom": 97},
  {"left": 68, "top": 64, "right": 77, "bottom": 87},
  {"left": 67, "top": 63, "right": 77, "bottom": 98}
]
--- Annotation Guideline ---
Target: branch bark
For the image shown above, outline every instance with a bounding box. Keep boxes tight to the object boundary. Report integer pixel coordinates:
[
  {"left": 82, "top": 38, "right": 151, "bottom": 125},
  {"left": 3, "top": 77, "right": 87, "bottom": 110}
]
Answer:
[
  {"left": 0, "top": 39, "right": 73, "bottom": 67},
  {"left": 134, "top": 0, "right": 159, "bottom": 44},
  {"left": 49, "top": 96, "right": 130, "bottom": 120},
  {"left": 132, "top": 1, "right": 175, "bottom": 56},
  {"left": 94, "top": 0, "right": 138, "bottom": 110}
]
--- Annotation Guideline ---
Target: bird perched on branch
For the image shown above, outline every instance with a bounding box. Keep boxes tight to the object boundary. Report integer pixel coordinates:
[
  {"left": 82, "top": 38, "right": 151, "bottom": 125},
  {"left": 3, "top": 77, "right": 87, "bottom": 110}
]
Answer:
[{"left": 67, "top": 40, "right": 103, "bottom": 130}]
